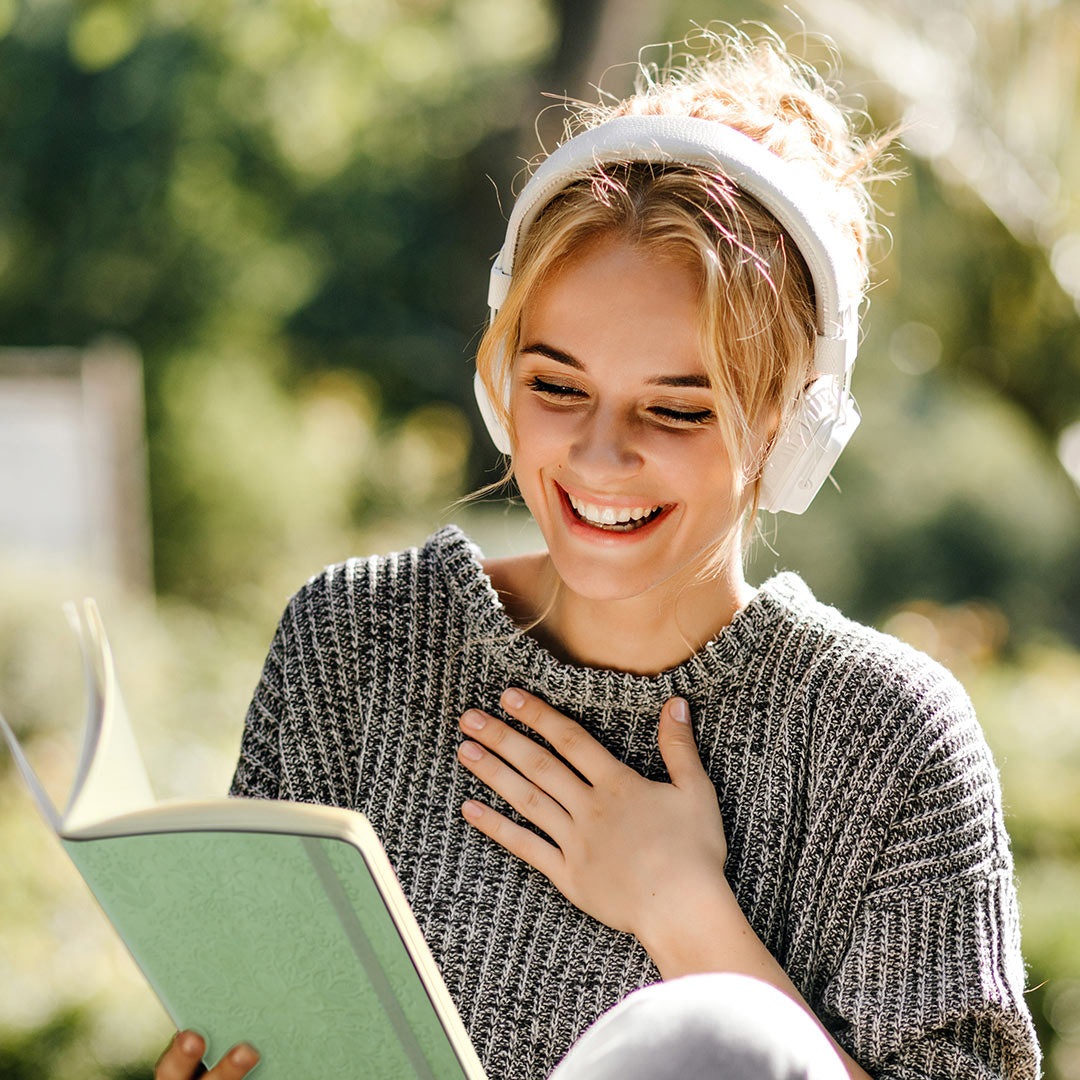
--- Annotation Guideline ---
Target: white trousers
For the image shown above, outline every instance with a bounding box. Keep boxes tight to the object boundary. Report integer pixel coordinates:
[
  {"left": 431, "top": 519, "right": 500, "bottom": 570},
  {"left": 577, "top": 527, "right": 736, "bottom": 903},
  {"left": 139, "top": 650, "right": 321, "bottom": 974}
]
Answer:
[{"left": 549, "top": 973, "right": 850, "bottom": 1080}]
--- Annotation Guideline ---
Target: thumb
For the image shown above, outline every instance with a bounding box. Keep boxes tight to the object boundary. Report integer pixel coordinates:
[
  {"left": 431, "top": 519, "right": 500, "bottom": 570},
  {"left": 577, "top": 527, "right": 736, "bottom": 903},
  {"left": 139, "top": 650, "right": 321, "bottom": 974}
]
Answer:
[{"left": 657, "top": 697, "right": 708, "bottom": 787}]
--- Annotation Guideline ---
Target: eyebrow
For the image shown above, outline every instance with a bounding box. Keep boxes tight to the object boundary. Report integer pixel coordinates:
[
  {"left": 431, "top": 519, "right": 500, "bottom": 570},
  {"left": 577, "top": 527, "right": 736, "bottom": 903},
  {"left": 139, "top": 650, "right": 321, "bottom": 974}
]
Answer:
[{"left": 519, "top": 342, "right": 711, "bottom": 389}]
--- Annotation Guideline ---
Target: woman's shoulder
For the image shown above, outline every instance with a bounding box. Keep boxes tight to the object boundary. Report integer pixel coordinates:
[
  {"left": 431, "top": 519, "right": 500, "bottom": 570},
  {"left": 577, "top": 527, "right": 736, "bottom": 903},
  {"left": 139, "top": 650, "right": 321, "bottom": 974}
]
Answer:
[
  {"left": 758, "top": 570, "right": 967, "bottom": 687},
  {"left": 762, "top": 574, "right": 1007, "bottom": 877},
  {"left": 280, "top": 523, "right": 502, "bottom": 626},
  {"left": 755, "top": 571, "right": 979, "bottom": 748}
]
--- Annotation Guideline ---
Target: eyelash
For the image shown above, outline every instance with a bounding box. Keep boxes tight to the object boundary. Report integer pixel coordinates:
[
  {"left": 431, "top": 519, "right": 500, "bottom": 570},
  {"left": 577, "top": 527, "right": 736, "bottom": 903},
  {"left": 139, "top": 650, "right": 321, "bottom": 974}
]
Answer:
[{"left": 526, "top": 376, "right": 714, "bottom": 426}]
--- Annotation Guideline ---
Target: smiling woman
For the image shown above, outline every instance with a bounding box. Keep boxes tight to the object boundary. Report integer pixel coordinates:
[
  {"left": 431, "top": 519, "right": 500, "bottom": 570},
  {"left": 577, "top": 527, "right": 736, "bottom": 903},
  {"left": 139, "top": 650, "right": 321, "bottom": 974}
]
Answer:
[{"left": 154, "top": 24, "right": 1040, "bottom": 1080}]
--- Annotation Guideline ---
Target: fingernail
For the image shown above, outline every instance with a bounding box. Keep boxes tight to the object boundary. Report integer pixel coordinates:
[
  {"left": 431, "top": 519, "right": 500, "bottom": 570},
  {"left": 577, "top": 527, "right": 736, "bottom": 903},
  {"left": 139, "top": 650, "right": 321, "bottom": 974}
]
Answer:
[
  {"left": 180, "top": 1032, "right": 202, "bottom": 1055},
  {"left": 502, "top": 687, "right": 525, "bottom": 709},
  {"left": 671, "top": 697, "right": 690, "bottom": 723},
  {"left": 459, "top": 741, "right": 484, "bottom": 761},
  {"left": 231, "top": 1044, "right": 259, "bottom": 1067},
  {"left": 461, "top": 710, "right": 487, "bottom": 731},
  {"left": 463, "top": 800, "right": 484, "bottom": 819}
]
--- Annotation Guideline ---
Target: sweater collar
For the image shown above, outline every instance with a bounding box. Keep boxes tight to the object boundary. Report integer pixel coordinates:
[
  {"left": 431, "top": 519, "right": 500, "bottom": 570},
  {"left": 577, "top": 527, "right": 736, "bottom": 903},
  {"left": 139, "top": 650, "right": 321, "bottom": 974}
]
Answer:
[{"left": 429, "top": 523, "right": 815, "bottom": 700}]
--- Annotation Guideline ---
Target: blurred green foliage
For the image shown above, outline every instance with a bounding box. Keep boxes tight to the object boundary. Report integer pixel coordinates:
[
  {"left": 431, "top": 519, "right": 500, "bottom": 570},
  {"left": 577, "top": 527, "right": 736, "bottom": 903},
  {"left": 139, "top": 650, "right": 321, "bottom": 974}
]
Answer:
[
  {"left": 0, "top": 0, "right": 552, "bottom": 605},
  {"left": 2, "top": 0, "right": 1079, "bottom": 1077},
  {"left": 0, "top": 1009, "right": 90, "bottom": 1080}
]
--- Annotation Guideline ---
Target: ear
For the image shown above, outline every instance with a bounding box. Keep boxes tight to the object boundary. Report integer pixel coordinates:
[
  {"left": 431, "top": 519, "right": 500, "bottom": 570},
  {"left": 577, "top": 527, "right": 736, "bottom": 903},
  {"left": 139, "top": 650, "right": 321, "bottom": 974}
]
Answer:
[
  {"left": 753, "top": 400, "right": 784, "bottom": 465},
  {"left": 735, "top": 402, "right": 782, "bottom": 514}
]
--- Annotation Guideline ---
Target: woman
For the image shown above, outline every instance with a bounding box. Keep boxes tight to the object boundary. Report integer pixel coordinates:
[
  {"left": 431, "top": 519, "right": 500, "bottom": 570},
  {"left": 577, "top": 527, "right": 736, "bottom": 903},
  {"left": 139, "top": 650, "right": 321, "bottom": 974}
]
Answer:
[{"left": 155, "top": 28, "right": 1040, "bottom": 1080}]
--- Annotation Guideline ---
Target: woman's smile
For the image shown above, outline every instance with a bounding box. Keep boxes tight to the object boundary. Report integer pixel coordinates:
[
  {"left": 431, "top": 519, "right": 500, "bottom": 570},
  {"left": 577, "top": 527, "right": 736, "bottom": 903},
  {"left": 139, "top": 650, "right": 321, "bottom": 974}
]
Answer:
[{"left": 555, "top": 480, "right": 673, "bottom": 539}]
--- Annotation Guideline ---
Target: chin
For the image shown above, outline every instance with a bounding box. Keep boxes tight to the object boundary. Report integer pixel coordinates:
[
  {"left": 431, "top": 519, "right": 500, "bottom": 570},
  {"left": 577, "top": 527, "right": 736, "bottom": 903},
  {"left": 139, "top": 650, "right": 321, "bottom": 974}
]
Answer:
[
  {"left": 544, "top": 543, "right": 687, "bottom": 603},
  {"left": 547, "top": 526, "right": 738, "bottom": 602},
  {"left": 558, "top": 567, "right": 661, "bottom": 603}
]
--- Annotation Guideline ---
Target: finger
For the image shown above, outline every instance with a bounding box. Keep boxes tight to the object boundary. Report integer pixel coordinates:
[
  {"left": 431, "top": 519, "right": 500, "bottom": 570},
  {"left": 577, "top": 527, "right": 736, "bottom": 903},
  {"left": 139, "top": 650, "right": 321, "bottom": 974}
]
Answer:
[
  {"left": 155, "top": 1031, "right": 206, "bottom": 1080},
  {"left": 204, "top": 1043, "right": 260, "bottom": 1079},
  {"left": 457, "top": 737, "right": 574, "bottom": 839},
  {"left": 498, "top": 688, "right": 620, "bottom": 783},
  {"left": 156, "top": 1033, "right": 259, "bottom": 1080},
  {"left": 656, "top": 697, "right": 710, "bottom": 788},
  {"left": 461, "top": 799, "right": 564, "bottom": 881},
  {"left": 460, "top": 708, "right": 587, "bottom": 813}
]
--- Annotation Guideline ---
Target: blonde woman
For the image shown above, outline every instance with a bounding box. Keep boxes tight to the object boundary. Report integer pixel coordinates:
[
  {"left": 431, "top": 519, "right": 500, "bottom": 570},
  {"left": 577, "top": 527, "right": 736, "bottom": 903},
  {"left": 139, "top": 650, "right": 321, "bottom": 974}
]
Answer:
[{"left": 155, "top": 28, "right": 1039, "bottom": 1080}]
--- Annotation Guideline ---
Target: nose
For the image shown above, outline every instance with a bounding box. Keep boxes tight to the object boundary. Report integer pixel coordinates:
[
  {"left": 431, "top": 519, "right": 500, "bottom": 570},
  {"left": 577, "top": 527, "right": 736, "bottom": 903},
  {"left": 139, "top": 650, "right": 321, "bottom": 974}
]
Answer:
[{"left": 566, "top": 403, "right": 644, "bottom": 482}]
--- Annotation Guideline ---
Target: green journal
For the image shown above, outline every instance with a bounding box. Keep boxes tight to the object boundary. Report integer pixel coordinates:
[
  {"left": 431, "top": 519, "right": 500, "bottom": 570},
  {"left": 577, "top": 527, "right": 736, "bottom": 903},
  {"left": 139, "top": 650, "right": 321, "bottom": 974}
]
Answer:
[{"left": 1, "top": 601, "right": 487, "bottom": 1080}]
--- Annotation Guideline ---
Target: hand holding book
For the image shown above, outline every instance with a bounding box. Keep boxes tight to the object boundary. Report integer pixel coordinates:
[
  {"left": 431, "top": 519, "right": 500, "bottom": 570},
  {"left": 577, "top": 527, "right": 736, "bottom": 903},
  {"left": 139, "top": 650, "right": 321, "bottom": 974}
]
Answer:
[{"left": 155, "top": 1030, "right": 258, "bottom": 1080}]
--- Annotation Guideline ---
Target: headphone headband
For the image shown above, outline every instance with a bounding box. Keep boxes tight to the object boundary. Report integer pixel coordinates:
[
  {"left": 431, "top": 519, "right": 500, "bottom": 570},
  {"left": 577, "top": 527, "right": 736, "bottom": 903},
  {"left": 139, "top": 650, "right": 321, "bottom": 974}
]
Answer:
[
  {"left": 478, "top": 113, "right": 863, "bottom": 514},
  {"left": 488, "top": 114, "right": 859, "bottom": 382}
]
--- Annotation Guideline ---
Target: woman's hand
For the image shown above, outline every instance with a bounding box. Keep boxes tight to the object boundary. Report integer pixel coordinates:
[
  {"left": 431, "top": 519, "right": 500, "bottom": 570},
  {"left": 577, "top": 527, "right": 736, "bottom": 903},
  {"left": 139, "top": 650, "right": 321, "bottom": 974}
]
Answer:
[
  {"left": 154, "top": 1031, "right": 258, "bottom": 1079},
  {"left": 456, "top": 689, "right": 730, "bottom": 950}
]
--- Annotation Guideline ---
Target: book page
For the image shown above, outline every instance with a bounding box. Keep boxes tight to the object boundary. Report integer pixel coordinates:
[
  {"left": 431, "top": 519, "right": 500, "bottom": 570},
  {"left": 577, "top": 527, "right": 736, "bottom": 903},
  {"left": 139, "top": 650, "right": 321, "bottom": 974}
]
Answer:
[
  {"left": 0, "top": 709, "right": 61, "bottom": 831},
  {"left": 63, "top": 600, "right": 155, "bottom": 833}
]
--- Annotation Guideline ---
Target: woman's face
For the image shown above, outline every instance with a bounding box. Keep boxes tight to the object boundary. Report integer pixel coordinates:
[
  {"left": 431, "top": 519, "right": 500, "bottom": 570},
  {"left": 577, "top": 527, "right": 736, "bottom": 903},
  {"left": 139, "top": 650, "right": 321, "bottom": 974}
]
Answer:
[{"left": 510, "top": 235, "right": 745, "bottom": 604}]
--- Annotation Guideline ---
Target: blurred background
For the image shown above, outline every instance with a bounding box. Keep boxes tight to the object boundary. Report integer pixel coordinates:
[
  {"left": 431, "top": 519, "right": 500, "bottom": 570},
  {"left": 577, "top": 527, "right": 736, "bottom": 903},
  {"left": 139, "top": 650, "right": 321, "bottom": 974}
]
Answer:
[{"left": 0, "top": 0, "right": 1078, "bottom": 1076}]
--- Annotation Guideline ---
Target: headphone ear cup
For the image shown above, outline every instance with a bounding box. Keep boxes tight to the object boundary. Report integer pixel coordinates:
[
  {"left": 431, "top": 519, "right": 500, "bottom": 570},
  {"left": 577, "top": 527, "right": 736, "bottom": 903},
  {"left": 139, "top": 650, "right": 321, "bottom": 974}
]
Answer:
[
  {"left": 473, "top": 370, "right": 512, "bottom": 455},
  {"left": 758, "top": 377, "right": 861, "bottom": 514}
]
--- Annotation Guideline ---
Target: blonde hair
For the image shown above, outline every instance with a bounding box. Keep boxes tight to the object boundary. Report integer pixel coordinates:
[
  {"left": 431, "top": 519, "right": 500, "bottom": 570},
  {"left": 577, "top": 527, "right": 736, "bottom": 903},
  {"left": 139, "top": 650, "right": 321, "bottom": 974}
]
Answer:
[{"left": 475, "top": 26, "right": 889, "bottom": 560}]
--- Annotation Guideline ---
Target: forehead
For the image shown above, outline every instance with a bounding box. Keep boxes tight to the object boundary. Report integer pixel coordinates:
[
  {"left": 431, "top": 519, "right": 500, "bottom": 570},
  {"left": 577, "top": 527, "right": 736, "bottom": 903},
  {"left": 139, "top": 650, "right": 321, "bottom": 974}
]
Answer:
[{"left": 519, "top": 237, "right": 706, "bottom": 377}]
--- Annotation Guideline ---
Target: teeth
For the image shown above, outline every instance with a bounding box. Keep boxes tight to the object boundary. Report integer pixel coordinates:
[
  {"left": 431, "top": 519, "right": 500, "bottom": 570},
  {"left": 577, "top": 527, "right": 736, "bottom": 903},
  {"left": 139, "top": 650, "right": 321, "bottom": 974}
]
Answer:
[{"left": 567, "top": 493, "right": 663, "bottom": 527}]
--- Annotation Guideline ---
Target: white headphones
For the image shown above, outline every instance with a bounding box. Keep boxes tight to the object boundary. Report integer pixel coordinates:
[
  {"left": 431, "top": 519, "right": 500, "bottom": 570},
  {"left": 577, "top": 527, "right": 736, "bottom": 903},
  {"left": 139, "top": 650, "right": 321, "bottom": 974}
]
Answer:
[{"left": 474, "top": 114, "right": 862, "bottom": 515}]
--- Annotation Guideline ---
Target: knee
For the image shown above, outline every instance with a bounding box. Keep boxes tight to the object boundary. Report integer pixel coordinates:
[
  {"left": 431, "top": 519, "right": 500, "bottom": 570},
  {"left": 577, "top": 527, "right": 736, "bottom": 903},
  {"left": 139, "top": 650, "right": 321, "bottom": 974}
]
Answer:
[{"left": 552, "top": 973, "right": 848, "bottom": 1080}]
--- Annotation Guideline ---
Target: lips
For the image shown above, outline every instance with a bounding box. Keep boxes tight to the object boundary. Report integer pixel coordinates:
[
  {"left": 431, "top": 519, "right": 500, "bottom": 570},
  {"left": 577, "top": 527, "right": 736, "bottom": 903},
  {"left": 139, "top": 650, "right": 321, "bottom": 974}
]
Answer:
[{"left": 555, "top": 481, "right": 672, "bottom": 538}]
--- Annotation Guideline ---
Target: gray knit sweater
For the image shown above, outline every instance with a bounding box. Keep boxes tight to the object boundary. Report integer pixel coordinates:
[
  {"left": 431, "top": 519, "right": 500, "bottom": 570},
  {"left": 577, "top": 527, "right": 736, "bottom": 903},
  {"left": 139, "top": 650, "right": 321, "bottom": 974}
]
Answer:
[{"left": 230, "top": 525, "right": 1040, "bottom": 1080}]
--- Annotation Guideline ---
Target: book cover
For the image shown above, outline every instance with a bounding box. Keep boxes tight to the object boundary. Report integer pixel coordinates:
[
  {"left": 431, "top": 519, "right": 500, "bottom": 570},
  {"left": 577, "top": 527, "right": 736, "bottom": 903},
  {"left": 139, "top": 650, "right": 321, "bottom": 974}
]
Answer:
[{"left": 0, "top": 600, "right": 487, "bottom": 1080}]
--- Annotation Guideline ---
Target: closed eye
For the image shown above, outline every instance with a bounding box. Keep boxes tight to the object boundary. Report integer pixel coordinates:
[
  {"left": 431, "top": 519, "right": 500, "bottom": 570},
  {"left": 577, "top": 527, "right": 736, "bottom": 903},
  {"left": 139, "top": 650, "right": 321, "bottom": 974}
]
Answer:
[
  {"left": 649, "top": 405, "right": 714, "bottom": 425},
  {"left": 527, "top": 375, "right": 714, "bottom": 426},
  {"left": 528, "top": 375, "right": 584, "bottom": 398}
]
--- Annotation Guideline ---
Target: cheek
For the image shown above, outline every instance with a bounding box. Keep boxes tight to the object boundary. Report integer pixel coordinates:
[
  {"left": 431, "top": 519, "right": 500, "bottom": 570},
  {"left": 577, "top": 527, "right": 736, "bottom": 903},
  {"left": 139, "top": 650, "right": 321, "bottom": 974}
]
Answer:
[
  {"left": 651, "top": 435, "right": 730, "bottom": 486},
  {"left": 510, "top": 397, "right": 575, "bottom": 466},
  {"left": 661, "top": 439, "right": 742, "bottom": 522},
  {"left": 509, "top": 405, "right": 563, "bottom": 510}
]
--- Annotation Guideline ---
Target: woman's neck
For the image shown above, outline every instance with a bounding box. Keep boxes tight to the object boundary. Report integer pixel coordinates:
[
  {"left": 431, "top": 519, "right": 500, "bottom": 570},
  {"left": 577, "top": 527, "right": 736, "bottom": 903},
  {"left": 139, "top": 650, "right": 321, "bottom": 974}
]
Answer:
[{"left": 488, "top": 550, "right": 755, "bottom": 676}]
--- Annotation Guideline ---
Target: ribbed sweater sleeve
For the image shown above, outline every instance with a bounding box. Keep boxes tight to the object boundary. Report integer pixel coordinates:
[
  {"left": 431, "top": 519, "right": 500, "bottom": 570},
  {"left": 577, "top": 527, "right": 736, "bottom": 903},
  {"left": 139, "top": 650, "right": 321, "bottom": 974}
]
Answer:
[
  {"left": 821, "top": 679, "right": 1036, "bottom": 1079},
  {"left": 230, "top": 621, "right": 286, "bottom": 801}
]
